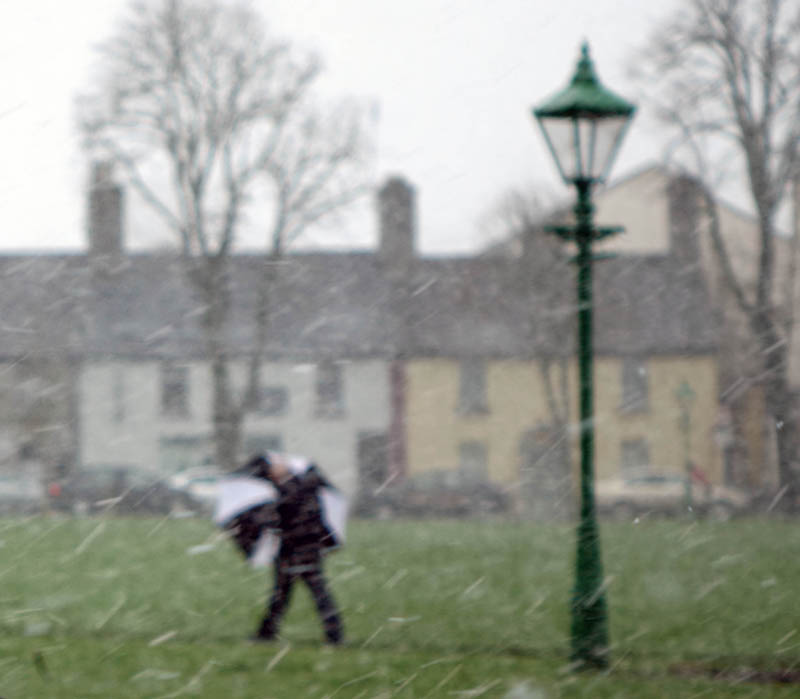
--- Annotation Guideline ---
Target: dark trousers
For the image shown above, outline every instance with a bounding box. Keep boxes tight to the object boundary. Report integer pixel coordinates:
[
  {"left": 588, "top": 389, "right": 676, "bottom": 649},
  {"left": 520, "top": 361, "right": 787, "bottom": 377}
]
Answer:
[{"left": 258, "top": 551, "right": 342, "bottom": 643}]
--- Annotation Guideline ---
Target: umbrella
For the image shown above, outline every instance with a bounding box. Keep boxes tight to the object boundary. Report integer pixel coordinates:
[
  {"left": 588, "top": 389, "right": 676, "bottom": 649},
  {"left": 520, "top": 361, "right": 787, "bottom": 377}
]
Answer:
[{"left": 214, "top": 454, "right": 348, "bottom": 568}]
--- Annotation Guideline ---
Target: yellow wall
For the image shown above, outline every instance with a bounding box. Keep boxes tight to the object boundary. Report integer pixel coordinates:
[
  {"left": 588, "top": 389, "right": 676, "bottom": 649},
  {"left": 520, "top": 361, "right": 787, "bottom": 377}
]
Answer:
[
  {"left": 405, "top": 360, "right": 553, "bottom": 483},
  {"left": 593, "top": 356, "right": 722, "bottom": 483},
  {"left": 405, "top": 356, "right": 722, "bottom": 486}
]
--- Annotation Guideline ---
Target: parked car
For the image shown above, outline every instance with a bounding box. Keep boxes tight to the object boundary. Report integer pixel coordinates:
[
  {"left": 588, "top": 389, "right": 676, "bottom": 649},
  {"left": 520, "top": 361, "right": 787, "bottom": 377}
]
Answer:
[
  {"left": 355, "top": 474, "right": 511, "bottom": 518},
  {"left": 167, "top": 467, "right": 224, "bottom": 513},
  {"left": 596, "top": 473, "right": 751, "bottom": 520},
  {"left": 49, "top": 467, "right": 203, "bottom": 516},
  {"left": 0, "top": 472, "right": 45, "bottom": 515}
]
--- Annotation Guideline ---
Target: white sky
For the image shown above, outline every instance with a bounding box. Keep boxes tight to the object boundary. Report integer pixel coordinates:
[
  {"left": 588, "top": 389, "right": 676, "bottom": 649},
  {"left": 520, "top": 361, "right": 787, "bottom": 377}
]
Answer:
[{"left": 0, "top": 0, "right": 681, "bottom": 255}]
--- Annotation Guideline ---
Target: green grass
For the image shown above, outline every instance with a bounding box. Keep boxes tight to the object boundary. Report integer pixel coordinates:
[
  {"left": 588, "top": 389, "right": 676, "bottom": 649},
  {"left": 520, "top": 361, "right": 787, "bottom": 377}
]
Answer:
[{"left": 0, "top": 515, "right": 798, "bottom": 697}]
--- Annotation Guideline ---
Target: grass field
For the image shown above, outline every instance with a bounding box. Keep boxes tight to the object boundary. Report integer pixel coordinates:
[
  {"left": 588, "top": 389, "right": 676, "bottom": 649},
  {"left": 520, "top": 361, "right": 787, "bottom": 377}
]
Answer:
[{"left": 0, "top": 515, "right": 798, "bottom": 697}]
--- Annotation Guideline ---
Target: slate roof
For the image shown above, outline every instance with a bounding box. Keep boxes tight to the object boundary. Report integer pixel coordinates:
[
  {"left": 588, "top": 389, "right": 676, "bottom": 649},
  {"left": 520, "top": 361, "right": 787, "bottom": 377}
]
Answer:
[
  {"left": 402, "top": 254, "right": 716, "bottom": 358},
  {"left": 592, "top": 255, "right": 714, "bottom": 355},
  {"left": 0, "top": 248, "right": 716, "bottom": 362},
  {"left": 0, "top": 256, "right": 91, "bottom": 359},
  {"left": 403, "top": 257, "right": 554, "bottom": 358}
]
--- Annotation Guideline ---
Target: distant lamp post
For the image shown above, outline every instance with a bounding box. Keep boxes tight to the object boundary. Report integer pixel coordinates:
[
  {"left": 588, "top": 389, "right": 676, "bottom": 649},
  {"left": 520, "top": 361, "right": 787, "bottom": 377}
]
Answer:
[
  {"left": 675, "top": 380, "right": 697, "bottom": 512},
  {"left": 532, "top": 41, "right": 636, "bottom": 669}
]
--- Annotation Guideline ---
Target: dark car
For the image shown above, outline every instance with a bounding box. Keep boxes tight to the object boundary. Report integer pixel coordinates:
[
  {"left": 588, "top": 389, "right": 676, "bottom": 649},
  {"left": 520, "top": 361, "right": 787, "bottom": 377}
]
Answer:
[
  {"left": 355, "top": 473, "right": 511, "bottom": 518},
  {"left": 49, "top": 467, "right": 202, "bottom": 516}
]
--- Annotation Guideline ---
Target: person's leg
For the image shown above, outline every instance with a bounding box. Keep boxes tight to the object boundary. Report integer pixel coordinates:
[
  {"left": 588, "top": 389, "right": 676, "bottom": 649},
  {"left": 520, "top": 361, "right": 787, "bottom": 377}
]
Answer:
[
  {"left": 256, "top": 557, "right": 295, "bottom": 639},
  {"left": 300, "top": 561, "right": 343, "bottom": 644}
]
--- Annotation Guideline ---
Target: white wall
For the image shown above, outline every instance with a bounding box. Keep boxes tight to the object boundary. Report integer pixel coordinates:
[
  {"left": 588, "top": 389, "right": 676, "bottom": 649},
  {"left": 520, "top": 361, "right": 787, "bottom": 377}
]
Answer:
[
  {"left": 243, "top": 360, "right": 391, "bottom": 495},
  {"left": 79, "top": 359, "right": 392, "bottom": 495}
]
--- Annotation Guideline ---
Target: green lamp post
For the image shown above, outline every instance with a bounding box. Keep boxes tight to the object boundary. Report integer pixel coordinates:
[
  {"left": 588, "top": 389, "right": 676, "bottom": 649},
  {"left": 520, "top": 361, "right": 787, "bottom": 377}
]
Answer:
[
  {"left": 532, "top": 42, "right": 635, "bottom": 668},
  {"left": 675, "top": 380, "right": 697, "bottom": 512}
]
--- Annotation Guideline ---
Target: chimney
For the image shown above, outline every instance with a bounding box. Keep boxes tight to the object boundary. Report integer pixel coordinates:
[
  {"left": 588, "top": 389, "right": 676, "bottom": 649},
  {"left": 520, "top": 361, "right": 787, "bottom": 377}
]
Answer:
[
  {"left": 378, "top": 176, "right": 416, "bottom": 261},
  {"left": 88, "top": 161, "right": 124, "bottom": 259},
  {"left": 667, "top": 173, "right": 702, "bottom": 265}
]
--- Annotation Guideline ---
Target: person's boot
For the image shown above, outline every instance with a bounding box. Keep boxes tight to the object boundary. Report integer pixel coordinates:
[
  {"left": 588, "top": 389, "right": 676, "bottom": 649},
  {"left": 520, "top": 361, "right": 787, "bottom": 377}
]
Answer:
[
  {"left": 251, "top": 617, "right": 278, "bottom": 642},
  {"left": 324, "top": 614, "right": 343, "bottom": 645}
]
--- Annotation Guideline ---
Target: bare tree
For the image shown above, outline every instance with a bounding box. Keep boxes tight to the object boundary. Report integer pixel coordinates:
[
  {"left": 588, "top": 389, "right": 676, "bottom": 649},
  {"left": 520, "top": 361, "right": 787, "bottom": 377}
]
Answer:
[
  {"left": 635, "top": 0, "right": 800, "bottom": 501},
  {"left": 79, "top": 0, "right": 373, "bottom": 470}
]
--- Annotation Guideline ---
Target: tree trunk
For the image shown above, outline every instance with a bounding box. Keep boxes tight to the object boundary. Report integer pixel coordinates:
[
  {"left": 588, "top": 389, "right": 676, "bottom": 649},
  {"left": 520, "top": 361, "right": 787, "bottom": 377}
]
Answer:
[
  {"left": 753, "top": 310, "right": 800, "bottom": 506},
  {"left": 211, "top": 355, "right": 243, "bottom": 472},
  {"left": 536, "top": 356, "right": 574, "bottom": 521},
  {"left": 193, "top": 257, "right": 244, "bottom": 472}
]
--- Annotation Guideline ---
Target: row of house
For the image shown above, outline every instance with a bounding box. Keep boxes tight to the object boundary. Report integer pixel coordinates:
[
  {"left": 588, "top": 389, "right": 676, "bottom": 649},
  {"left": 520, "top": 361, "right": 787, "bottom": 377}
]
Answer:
[{"left": 0, "top": 163, "right": 751, "bottom": 514}]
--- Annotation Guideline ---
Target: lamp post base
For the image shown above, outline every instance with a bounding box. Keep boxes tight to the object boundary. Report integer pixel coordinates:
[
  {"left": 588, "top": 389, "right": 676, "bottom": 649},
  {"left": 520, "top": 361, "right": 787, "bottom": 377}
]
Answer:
[{"left": 570, "top": 515, "right": 610, "bottom": 669}]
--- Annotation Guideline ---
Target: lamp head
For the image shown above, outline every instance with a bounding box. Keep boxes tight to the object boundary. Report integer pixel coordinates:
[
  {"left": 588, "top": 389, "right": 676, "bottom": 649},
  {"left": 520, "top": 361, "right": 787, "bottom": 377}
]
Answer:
[{"left": 533, "top": 42, "right": 636, "bottom": 184}]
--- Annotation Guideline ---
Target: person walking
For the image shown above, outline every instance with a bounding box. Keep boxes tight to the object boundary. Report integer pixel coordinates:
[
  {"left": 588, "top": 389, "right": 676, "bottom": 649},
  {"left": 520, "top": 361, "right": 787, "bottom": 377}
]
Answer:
[{"left": 240, "top": 452, "right": 344, "bottom": 645}]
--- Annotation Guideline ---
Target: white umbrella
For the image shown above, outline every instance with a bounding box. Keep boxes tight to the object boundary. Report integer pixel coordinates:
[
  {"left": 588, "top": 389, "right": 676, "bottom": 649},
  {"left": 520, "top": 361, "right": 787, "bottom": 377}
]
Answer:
[
  {"left": 214, "top": 455, "right": 348, "bottom": 568},
  {"left": 213, "top": 476, "right": 278, "bottom": 527}
]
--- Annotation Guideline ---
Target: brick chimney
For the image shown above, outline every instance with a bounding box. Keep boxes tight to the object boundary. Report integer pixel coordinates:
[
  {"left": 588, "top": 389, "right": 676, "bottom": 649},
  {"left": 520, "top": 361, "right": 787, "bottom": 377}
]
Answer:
[
  {"left": 667, "top": 173, "right": 702, "bottom": 265},
  {"left": 378, "top": 176, "right": 416, "bottom": 261},
  {"left": 88, "top": 161, "right": 124, "bottom": 259},
  {"left": 377, "top": 177, "right": 416, "bottom": 482}
]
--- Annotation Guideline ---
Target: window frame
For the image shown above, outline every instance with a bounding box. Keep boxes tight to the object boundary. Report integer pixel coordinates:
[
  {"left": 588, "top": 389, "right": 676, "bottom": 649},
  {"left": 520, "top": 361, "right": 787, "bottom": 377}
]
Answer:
[
  {"left": 458, "top": 440, "right": 489, "bottom": 485},
  {"left": 458, "top": 359, "right": 489, "bottom": 416},
  {"left": 160, "top": 363, "right": 190, "bottom": 418},
  {"left": 620, "top": 437, "right": 651, "bottom": 478},
  {"left": 314, "top": 361, "right": 345, "bottom": 419},
  {"left": 254, "top": 384, "right": 290, "bottom": 417},
  {"left": 112, "top": 367, "right": 125, "bottom": 423},
  {"left": 619, "top": 357, "right": 649, "bottom": 414}
]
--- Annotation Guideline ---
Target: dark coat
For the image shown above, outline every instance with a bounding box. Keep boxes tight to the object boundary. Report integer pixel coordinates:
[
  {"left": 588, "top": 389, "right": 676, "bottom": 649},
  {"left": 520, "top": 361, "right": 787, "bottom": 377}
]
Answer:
[
  {"left": 225, "top": 502, "right": 278, "bottom": 557},
  {"left": 273, "top": 466, "right": 337, "bottom": 557}
]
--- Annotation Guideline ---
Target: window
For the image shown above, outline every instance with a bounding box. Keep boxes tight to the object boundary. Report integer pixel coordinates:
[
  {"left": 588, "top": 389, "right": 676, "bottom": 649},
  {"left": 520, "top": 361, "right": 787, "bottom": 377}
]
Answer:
[
  {"left": 161, "top": 364, "right": 190, "bottom": 417},
  {"left": 244, "top": 434, "right": 283, "bottom": 456},
  {"left": 620, "top": 438, "right": 650, "bottom": 477},
  {"left": 112, "top": 368, "right": 125, "bottom": 423},
  {"left": 255, "top": 385, "right": 289, "bottom": 417},
  {"left": 620, "top": 358, "right": 649, "bottom": 413},
  {"left": 18, "top": 442, "right": 37, "bottom": 461},
  {"left": 458, "top": 360, "right": 488, "bottom": 415},
  {"left": 459, "top": 441, "right": 488, "bottom": 484},
  {"left": 357, "top": 432, "right": 389, "bottom": 489},
  {"left": 314, "top": 362, "right": 344, "bottom": 418},
  {"left": 159, "top": 435, "right": 208, "bottom": 472}
]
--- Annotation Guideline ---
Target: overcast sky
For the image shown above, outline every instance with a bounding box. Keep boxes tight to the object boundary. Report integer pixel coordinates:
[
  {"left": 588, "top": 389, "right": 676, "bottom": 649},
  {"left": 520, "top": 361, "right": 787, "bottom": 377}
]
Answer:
[{"left": 0, "top": 0, "right": 681, "bottom": 255}]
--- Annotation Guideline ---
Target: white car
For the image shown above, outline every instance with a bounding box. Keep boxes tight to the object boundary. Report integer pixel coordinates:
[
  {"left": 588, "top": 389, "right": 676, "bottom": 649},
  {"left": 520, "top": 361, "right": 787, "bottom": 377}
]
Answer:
[
  {"left": 168, "top": 467, "right": 223, "bottom": 509},
  {"left": 596, "top": 473, "right": 751, "bottom": 520},
  {"left": 0, "top": 473, "right": 45, "bottom": 514}
]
